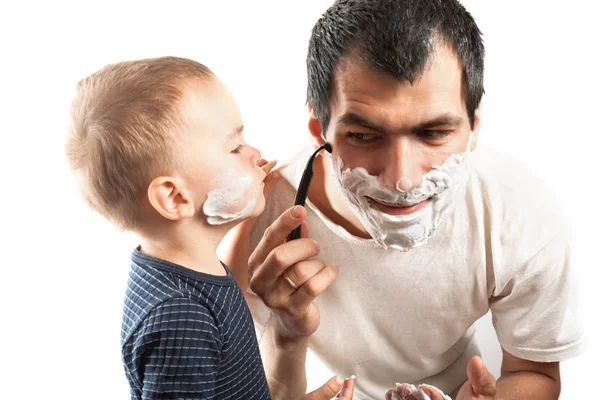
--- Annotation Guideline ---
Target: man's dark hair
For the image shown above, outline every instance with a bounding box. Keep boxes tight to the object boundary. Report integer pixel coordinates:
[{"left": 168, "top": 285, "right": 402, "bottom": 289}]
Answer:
[{"left": 307, "top": 0, "right": 485, "bottom": 133}]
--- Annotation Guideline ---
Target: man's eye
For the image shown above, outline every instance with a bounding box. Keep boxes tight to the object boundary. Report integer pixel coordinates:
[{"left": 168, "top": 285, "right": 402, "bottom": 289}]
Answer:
[
  {"left": 420, "top": 130, "right": 452, "bottom": 139},
  {"left": 348, "top": 132, "right": 380, "bottom": 142},
  {"left": 231, "top": 144, "right": 244, "bottom": 154}
]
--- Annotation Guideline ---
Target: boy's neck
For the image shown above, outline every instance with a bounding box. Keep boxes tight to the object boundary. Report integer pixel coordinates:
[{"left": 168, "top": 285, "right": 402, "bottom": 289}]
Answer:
[{"left": 138, "top": 222, "right": 228, "bottom": 276}]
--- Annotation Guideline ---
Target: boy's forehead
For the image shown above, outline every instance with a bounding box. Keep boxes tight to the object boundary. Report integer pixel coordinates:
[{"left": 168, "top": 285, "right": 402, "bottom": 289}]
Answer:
[
  {"left": 183, "top": 77, "right": 226, "bottom": 107},
  {"left": 181, "top": 79, "right": 242, "bottom": 137}
]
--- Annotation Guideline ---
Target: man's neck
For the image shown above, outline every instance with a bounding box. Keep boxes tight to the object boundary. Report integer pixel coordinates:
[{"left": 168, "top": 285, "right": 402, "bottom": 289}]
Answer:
[
  {"left": 138, "top": 222, "right": 227, "bottom": 276},
  {"left": 308, "top": 153, "right": 371, "bottom": 239}
]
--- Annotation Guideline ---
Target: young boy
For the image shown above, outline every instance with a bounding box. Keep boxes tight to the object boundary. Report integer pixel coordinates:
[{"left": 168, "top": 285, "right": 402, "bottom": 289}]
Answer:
[{"left": 65, "top": 57, "right": 353, "bottom": 399}]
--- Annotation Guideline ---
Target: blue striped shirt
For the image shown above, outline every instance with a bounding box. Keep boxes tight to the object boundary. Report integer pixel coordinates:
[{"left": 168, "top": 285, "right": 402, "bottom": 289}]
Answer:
[{"left": 121, "top": 249, "right": 271, "bottom": 399}]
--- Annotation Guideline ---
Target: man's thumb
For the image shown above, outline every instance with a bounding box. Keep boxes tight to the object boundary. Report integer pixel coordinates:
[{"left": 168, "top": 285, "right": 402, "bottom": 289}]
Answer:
[
  {"left": 303, "top": 376, "right": 344, "bottom": 400},
  {"left": 467, "top": 356, "right": 496, "bottom": 396}
]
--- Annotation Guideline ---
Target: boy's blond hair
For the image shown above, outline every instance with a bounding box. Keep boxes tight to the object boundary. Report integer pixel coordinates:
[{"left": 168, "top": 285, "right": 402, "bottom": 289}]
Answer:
[{"left": 66, "top": 56, "right": 213, "bottom": 231}]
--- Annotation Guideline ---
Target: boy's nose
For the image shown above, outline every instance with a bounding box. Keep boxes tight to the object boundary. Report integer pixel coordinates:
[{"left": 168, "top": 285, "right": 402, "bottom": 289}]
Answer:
[{"left": 249, "top": 145, "right": 261, "bottom": 165}]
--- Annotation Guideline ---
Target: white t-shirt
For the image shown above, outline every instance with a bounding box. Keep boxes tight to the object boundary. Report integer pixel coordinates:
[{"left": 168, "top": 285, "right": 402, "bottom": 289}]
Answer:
[{"left": 247, "top": 145, "right": 585, "bottom": 399}]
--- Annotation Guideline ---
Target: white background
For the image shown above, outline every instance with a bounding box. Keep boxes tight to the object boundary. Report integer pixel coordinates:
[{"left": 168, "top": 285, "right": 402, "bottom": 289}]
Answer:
[{"left": 1, "top": 0, "right": 598, "bottom": 398}]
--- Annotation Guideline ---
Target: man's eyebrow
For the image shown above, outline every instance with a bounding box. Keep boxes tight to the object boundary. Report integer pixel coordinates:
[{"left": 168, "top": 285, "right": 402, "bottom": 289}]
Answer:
[
  {"left": 337, "top": 112, "right": 387, "bottom": 134},
  {"left": 227, "top": 125, "right": 244, "bottom": 139},
  {"left": 337, "top": 112, "right": 464, "bottom": 134},
  {"left": 413, "top": 114, "right": 463, "bottom": 130}
]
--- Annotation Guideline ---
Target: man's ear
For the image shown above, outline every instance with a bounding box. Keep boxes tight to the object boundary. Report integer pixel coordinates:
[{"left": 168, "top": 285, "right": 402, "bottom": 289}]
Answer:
[
  {"left": 147, "top": 177, "right": 196, "bottom": 221},
  {"left": 308, "top": 105, "right": 327, "bottom": 148},
  {"left": 470, "top": 102, "right": 482, "bottom": 151}
]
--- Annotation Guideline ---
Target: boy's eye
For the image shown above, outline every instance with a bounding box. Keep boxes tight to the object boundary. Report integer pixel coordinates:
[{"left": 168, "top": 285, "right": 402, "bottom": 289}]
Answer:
[{"left": 231, "top": 144, "right": 244, "bottom": 154}]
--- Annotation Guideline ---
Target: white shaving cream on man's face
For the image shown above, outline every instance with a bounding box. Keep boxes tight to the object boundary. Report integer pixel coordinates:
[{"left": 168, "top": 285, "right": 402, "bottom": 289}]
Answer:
[
  {"left": 203, "top": 169, "right": 258, "bottom": 225},
  {"left": 330, "top": 135, "right": 472, "bottom": 250}
]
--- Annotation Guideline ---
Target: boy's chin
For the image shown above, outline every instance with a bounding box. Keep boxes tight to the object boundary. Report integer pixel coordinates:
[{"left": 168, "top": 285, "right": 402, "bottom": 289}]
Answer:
[{"left": 248, "top": 196, "right": 266, "bottom": 219}]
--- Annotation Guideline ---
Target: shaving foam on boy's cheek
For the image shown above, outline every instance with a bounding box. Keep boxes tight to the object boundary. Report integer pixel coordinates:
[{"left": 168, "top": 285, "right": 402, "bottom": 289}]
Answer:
[
  {"left": 203, "top": 170, "right": 258, "bottom": 225},
  {"left": 329, "top": 134, "right": 473, "bottom": 250}
]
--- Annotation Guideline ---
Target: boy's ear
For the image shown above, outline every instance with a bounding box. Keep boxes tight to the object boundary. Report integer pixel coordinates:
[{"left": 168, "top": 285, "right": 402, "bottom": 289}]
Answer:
[
  {"left": 147, "top": 177, "right": 196, "bottom": 221},
  {"left": 308, "top": 105, "right": 327, "bottom": 148}
]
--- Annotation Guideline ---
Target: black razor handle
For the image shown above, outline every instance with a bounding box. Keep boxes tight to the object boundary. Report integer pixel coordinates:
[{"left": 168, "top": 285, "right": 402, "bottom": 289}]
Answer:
[{"left": 289, "top": 142, "right": 332, "bottom": 240}]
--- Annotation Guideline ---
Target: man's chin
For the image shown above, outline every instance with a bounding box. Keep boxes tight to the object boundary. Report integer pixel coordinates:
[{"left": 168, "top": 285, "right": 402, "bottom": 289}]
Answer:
[{"left": 368, "top": 198, "right": 431, "bottom": 216}]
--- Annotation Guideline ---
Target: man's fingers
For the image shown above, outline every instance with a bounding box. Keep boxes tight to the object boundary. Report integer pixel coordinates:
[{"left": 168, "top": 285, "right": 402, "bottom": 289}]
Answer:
[
  {"left": 300, "top": 220, "right": 310, "bottom": 239},
  {"left": 303, "top": 376, "right": 344, "bottom": 400},
  {"left": 281, "top": 259, "right": 326, "bottom": 292},
  {"left": 288, "top": 263, "right": 339, "bottom": 310},
  {"left": 336, "top": 376, "right": 355, "bottom": 399},
  {"left": 249, "top": 206, "right": 307, "bottom": 272},
  {"left": 467, "top": 356, "right": 497, "bottom": 396},
  {"left": 284, "top": 220, "right": 310, "bottom": 243},
  {"left": 250, "top": 238, "right": 321, "bottom": 297}
]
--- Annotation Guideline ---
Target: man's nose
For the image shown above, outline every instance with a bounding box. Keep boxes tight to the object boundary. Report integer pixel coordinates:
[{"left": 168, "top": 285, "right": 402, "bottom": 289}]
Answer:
[{"left": 378, "top": 137, "right": 422, "bottom": 191}]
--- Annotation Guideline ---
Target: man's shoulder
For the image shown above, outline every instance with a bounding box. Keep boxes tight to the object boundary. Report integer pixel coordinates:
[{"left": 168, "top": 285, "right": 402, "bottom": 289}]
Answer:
[
  {"left": 469, "top": 146, "right": 545, "bottom": 190},
  {"left": 249, "top": 147, "right": 312, "bottom": 245},
  {"left": 275, "top": 144, "right": 315, "bottom": 189},
  {"left": 468, "top": 146, "right": 562, "bottom": 215},
  {"left": 466, "top": 146, "right": 570, "bottom": 263}
]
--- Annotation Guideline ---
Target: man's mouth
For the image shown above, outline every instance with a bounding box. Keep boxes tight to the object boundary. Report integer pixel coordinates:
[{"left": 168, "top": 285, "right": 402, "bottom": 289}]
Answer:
[{"left": 367, "top": 197, "right": 430, "bottom": 216}]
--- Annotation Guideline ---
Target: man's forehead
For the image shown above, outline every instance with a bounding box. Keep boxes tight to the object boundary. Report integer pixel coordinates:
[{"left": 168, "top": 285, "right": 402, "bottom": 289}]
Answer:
[
  {"left": 333, "top": 45, "right": 463, "bottom": 97},
  {"left": 331, "top": 48, "right": 465, "bottom": 120}
]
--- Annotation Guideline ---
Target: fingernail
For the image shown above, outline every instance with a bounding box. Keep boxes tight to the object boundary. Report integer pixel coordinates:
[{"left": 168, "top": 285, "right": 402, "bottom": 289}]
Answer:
[
  {"left": 292, "top": 206, "right": 302, "bottom": 218},
  {"left": 313, "top": 240, "right": 321, "bottom": 252},
  {"left": 350, "top": 375, "right": 356, "bottom": 380},
  {"left": 335, "top": 376, "right": 344, "bottom": 385}
]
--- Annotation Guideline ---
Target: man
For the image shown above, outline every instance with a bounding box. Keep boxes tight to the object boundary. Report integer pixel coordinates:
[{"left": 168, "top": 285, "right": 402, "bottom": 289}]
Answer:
[{"left": 226, "top": 0, "right": 584, "bottom": 398}]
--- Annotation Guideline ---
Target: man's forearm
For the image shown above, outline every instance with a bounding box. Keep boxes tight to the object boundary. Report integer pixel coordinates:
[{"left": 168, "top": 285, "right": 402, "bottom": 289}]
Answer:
[
  {"left": 259, "top": 316, "right": 310, "bottom": 399},
  {"left": 496, "top": 370, "right": 560, "bottom": 400}
]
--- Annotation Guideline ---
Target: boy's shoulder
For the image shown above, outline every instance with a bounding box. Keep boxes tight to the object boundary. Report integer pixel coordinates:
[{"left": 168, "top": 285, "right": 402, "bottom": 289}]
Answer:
[
  {"left": 124, "top": 296, "right": 222, "bottom": 348},
  {"left": 121, "top": 260, "right": 220, "bottom": 346}
]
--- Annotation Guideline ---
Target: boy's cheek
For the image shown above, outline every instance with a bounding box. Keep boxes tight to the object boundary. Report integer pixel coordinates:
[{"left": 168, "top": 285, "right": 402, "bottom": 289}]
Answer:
[{"left": 251, "top": 193, "right": 267, "bottom": 217}]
